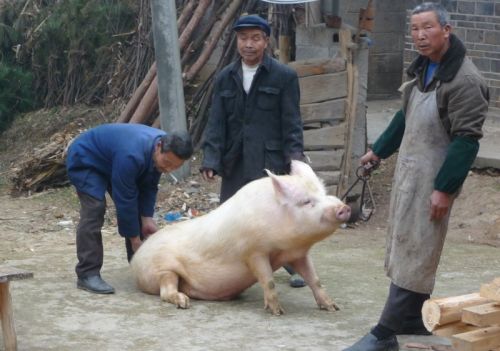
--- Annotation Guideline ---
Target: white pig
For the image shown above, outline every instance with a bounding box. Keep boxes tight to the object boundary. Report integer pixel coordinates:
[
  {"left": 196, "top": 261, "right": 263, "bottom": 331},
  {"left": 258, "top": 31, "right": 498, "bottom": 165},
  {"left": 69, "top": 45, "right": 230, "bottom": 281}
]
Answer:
[{"left": 130, "top": 160, "right": 351, "bottom": 315}]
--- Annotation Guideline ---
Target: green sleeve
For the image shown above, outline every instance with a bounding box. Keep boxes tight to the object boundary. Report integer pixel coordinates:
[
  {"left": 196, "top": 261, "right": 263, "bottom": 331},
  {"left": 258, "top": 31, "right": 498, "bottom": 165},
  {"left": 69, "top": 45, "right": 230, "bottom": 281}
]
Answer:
[
  {"left": 372, "top": 109, "right": 405, "bottom": 159},
  {"left": 434, "top": 136, "right": 479, "bottom": 194}
]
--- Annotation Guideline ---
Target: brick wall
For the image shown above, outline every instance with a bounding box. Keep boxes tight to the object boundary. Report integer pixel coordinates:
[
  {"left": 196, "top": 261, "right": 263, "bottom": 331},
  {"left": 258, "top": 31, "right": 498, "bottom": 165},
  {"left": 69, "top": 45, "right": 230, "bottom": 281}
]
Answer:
[{"left": 404, "top": 0, "right": 500, "bottom": 107}]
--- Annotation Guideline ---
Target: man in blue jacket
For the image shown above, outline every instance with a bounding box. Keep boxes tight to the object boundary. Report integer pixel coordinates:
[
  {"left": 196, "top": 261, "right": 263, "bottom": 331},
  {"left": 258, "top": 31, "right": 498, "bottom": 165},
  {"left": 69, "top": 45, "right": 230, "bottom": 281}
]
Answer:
[{"left": 66, "top": 124, "right": 193, "bottom": 294}]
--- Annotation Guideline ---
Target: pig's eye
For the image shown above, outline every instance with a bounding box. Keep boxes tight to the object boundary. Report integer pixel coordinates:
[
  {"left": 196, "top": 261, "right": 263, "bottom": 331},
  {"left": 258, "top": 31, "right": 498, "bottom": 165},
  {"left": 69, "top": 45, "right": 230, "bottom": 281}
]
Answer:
[{"left": 299, "top": 199, "right": 312, "bottom": 207}]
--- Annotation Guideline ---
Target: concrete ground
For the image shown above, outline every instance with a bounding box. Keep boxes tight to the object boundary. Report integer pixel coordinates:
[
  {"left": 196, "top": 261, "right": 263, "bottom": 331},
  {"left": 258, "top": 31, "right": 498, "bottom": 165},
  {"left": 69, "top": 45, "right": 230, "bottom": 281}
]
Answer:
[{"left": 1, "top": 99, "right": 499, "bottom": 351}]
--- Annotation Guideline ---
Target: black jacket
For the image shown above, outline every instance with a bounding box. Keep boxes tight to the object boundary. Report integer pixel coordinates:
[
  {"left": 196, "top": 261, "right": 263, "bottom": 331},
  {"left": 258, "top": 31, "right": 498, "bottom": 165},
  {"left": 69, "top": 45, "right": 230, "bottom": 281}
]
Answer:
[{"left": 202, "top": 54, "right": 304, "bottom": 180}]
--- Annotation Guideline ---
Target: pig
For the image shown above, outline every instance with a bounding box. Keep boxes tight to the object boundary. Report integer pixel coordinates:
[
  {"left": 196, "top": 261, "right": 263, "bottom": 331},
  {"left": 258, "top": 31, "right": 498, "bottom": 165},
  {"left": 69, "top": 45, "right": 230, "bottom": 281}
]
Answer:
[{"left": 130, "top": 160, "right": 351, "bottom": 315}]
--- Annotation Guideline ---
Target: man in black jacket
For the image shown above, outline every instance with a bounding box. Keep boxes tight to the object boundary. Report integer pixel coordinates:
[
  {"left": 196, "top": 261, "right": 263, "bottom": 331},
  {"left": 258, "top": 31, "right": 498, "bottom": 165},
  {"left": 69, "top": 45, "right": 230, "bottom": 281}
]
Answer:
[{"left": 201, "top": 14, "right": 306, "bottom": 287}]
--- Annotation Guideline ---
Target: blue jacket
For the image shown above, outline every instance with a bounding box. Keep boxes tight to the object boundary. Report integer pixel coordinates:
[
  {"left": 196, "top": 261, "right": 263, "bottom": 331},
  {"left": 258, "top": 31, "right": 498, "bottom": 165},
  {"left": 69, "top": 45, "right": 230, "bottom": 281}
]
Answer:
[{"left": 66, "top": 123, "right": 166, "bottom": 237}]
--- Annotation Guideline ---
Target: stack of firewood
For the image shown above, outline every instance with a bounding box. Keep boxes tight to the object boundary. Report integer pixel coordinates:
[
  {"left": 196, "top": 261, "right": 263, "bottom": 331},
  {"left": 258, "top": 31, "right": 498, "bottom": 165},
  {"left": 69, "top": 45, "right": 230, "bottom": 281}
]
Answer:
[{"left": 422, "top": 278, "right": 500, "bottom": 351}]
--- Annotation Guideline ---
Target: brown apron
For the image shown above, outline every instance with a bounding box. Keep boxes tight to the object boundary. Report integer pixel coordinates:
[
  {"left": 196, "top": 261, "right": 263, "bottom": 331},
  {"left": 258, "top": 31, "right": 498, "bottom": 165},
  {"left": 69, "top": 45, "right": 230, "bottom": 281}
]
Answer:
[{"left": 385, "top": 84, "right": 453, "bottom": 294}]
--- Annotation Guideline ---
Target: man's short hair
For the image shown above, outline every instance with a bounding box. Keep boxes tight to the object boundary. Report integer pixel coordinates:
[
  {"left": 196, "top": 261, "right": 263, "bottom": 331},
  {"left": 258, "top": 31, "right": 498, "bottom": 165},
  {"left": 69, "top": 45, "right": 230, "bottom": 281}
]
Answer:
[
  {"left": 160, "top": 130, "right": 193, "bottom": 160},
  {"left": 411, "top": 2, "right": 450, "bottom": 27}
]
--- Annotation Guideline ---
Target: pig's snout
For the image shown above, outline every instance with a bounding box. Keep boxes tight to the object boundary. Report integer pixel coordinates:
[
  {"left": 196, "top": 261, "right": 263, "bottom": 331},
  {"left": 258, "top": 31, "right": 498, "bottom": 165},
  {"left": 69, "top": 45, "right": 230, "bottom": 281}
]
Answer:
[{"left": 336, "top": 205, "right": 351, "bottom": 222}]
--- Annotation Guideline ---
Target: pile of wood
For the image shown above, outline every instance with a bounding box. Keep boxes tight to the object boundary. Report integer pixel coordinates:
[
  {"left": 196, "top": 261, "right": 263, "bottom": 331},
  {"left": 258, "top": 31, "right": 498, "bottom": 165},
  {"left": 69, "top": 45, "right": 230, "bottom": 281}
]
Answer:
[
  {"left": 422, "top": 278, "right": 500, "bottom": 351},
  {"left": 9, "top": 127, "right": 84, "bottom": 195}
]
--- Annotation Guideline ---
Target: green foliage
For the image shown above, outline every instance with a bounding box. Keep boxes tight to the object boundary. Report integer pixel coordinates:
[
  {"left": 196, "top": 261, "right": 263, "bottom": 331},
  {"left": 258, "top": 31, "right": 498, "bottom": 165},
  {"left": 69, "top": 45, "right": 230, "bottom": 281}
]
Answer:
[
  {"left": 0, "top": 64, "right": 34, "bottom": 133},
  {"left": 0, "top": 0, "right": 138, "bottom": 108}
]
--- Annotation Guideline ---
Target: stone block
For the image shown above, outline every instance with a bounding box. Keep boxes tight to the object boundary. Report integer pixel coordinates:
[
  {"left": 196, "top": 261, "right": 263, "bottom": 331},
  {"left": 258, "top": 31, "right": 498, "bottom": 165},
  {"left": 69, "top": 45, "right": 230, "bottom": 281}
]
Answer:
[
  {"left": 466, "top": 29, "right": 485, "bottom": 43},
  {"left": 369, "top": 33, "right": 404, "bottom": 54},
  {"left": 441, "top": 0, "right": 458, "bottom": 12},
  {"left": 485, "top": 31, "right": 500, "bottom": 46},
  {"left": 457, "top": 1, "right": 475, "bottom": 14},
  {"left": 372, "top": 11, "right": 406, "bottom": 33},
  {"left": 471, "top": 57, "right": 491, "bottom": 72},
  {"left": 369, "top": 54, "right": 403, "bottom": 74},
  {"left": 491, "top": 59, "right": 500, "bottom": 74},
  {"left": 496, "top": 3, "right": 500, "bottom": 17},
  {"left": 476, "top": 1, "right": 494, "bottom": 16},
  {"left": 368, "top": 72, "right": 402, "bottom": 96}
]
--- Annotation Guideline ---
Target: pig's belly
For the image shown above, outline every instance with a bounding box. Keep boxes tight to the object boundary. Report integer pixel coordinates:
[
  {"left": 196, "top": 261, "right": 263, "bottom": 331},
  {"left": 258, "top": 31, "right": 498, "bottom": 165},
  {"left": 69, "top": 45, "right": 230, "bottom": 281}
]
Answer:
[{"left": 178, "top": 264, "right": 257, "bottom": 301}]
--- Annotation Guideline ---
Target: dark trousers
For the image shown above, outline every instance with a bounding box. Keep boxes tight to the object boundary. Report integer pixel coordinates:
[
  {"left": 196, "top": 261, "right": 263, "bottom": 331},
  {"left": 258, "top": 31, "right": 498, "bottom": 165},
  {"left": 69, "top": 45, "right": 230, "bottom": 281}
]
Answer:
[
  {"left": 75, "top": 192, "right": 106, "bottom": 278},
  {"left": 379, "top": 282, "right": 430, "bottom": 332}
]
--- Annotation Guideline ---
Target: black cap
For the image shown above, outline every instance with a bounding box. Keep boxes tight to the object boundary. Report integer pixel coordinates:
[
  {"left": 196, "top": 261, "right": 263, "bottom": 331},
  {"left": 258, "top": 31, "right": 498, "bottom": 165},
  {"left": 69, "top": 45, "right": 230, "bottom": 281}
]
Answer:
[{"left": 232, "top": 14, "right": 271, "bottom": 36}]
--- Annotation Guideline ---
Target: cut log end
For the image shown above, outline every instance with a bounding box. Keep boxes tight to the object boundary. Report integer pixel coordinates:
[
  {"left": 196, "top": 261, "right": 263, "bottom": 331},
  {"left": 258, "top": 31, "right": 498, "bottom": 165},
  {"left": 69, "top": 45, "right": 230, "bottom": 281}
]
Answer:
[{"left": 423, "top": 299, "right": 443, "bottom": 331}]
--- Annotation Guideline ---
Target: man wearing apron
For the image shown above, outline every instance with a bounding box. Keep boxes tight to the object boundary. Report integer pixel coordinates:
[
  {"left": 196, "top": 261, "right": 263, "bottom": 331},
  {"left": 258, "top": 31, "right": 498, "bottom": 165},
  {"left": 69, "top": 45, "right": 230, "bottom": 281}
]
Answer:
[{"left": 344, "top": 3, "right": 489, "bottom": 351}]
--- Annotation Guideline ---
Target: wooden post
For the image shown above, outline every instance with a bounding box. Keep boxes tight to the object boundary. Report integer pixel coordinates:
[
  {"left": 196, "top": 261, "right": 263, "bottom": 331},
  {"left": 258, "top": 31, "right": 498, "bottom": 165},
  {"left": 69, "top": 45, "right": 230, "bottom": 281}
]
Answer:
[
  {"left": 0, "top": 282, "right": 16, "bottom": 351},
  {"left": 278, "top": 35, "right": 290, "bottom": 64}
]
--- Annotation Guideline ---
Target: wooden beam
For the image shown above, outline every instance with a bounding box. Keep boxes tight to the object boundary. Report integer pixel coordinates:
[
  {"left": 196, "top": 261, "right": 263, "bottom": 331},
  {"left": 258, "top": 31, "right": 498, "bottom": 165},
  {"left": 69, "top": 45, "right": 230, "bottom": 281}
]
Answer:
[
  {"left": 299, "top": 72, "right": 348, "bottom": 104},
  {"left": 0, "top": 282, "right": 17, "bottom": 351},
  {"left": 433, "top": 321, "right": 479, "bottom": 338},
  {"left": 480, "top": 278, "right": 500, "bottom": 302},
  {"left": 452, "top": 326, "right": 500, "bottom": 351},
  {"left": 462, "top": 302, "right": 500, "bottom": 327},
  {"left": 301, "top": 99, "right": 346, "bottom": 124},
  {"left": 316, "top": 171, "right": 341, "bottom": 186},
  {"left": 289, "top": 57, "right": 346, "bottom": 78},
  {"left": 303, "top": 124, "right": 346, "bottom": 150},
  {"left": 305, "top": 150, "right": 344, "bottom": 172},
  {"left": 422, "top": 293, "right": 493, "bottom": 331}
]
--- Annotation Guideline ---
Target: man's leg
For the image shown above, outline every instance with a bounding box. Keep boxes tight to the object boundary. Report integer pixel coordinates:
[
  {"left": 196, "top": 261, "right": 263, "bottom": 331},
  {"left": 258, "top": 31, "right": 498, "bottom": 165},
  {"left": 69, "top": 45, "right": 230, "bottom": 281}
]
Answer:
[
  {"left": 75, "top": 192, "right": 114, "bottom": 294},
  {"left": 344, "top": 282, "right": 423, "bottom": 351},
  {"left": 283, "top": 265, "right": 306, "bottom": 288}
]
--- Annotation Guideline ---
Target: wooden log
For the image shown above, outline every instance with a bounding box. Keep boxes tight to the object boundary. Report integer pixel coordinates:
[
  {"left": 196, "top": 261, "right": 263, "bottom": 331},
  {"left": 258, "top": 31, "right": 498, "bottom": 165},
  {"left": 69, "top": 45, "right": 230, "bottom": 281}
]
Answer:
[
  {"left": 178, "top": 0, "right": 212, "bottom": 51},
  {"left": 422, "top": 293, "right": 494, "bottom": 331},
  {"left": 0, "top": 282, "right": 16, "bottom": 351},
  {"left": 462, "top": 302, "right": 500, "bottom": 327},
  {"left": 289, "top": 57, "right": 346, "bottom": 78},
  {"left": 129, "top": 76, "right": 158, "bottom": 124},
  {"left": 183, "top": 0, "right": 243, "bottom": 82},
  {"left": 452, "top": 326, "right": 500, "bottom": 351},
  {"left": 303, "top": 124, "right": 346, "bottom": 150},
  {"left": 433, "top": 321, "right": 479, "bottom": 338},
  {"left": 480, "top": 278, "right": 500, "bottom": 302},
  {"left": 177, "top": 0, "right": 198, "bottom": 34},
  {"left": 117, "top": 63, "right": 157, "bottom": 123},
  {"left": 301, "top": 98, "right": 346, "bottom": 124},
  {"left": 299, "top": 71, "right": 348, "bottom": 104},
  {"left": 278, "top": 35, "right": 290, "bottom": 64}
]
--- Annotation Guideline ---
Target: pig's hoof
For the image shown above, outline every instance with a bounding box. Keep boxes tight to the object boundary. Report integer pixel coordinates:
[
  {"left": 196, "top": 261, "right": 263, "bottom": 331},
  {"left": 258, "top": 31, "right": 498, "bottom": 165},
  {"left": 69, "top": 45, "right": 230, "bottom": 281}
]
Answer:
[
  {"left": 174, "top": 293, "right": 190, "bottom": 309},
  {"left": 321, "top": 302, "right": 340, "bottom": 312},
  {"left": 265, "top": 303, "right": 285, "bottom": 316}
]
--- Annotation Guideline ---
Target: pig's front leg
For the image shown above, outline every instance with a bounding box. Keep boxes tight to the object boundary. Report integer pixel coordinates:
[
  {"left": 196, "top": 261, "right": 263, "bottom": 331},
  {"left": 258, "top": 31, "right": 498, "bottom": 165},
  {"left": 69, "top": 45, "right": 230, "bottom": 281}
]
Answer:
[
  {"left": 247, "top": 254, "right": 285, "bottom": 315},
  {"left": 289, "top": 256, "right": 340, "bottom": 311},
  {"left": 159, "top": 271, "right": 190, "bottom": 309}
]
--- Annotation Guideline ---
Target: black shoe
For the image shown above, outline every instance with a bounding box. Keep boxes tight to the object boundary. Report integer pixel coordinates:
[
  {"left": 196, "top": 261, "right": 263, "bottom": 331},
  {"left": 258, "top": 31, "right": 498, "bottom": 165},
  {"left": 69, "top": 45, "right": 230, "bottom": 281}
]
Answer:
[
  {"left": 396, "top": 317, "right": 432, "bottom": 335},
  {"left": 77, "top": 275, "right": 115, "bottom": 294},
  {"left": 289, "top": 273, "right": 306, "bottom": 288},
  {"left": 343, "top": 333, "right": 399, "bottom": 351}
]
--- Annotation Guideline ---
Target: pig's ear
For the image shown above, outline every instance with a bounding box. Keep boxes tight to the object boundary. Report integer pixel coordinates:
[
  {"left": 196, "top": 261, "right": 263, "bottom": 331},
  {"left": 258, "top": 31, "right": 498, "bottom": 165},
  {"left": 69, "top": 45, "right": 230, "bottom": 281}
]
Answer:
[
  {"left": 265, "top": 169, "right": 299, "bottom": 204},
  {"left": 290, "top": 160, "right": 326, "bottom": 195}
]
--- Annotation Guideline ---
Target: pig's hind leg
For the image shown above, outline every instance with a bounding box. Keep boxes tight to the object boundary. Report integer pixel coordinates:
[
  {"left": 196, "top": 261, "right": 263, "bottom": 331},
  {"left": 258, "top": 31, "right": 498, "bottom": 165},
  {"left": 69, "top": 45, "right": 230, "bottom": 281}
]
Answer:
[
  {"left": 289, "top": 256, "right": 340, "bottom": 311},
  {"left": 159, "top": 271, "right": 190, "bottom": 309},
  {"left": 247, "top": 254, "right": 285, "bottom": 316}
]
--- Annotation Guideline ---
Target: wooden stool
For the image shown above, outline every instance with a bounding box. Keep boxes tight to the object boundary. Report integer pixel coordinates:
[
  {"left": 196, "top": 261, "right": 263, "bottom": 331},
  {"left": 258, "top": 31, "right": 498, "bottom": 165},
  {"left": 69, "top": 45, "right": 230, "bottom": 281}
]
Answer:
[{"left": 0, "top": 266, "right": 33, "bottom": 351}]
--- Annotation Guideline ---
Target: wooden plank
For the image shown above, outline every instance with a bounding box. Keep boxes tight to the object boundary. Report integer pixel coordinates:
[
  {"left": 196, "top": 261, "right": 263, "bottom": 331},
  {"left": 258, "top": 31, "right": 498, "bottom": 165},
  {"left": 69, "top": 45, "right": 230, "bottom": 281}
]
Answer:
[
  {"left": 0, "top": 266, "right": 33, "bottom": 284},
  {"left": 452, "top": 326, "right": 500, "bottom": 351},
  {"left": 305, "top": 150, "right": 344, "bottom": 172},
  {"left": 325, "top": 185, "right": 338, "bottom": 196},
  {"left": 480, "top": 278, "right": 500, "bottom": 302},
  {"left": 316, "top": 171, "right": 341, "bottom": 186},
  {"left": 301, "top": 98, "right": 346, "bottom": 124},
  {"left": 0, "top": 282, "right": 17, "bottom": 351},
  {"left": 299, "top": 71, "right": 348, "bottom": 104},
  {"left": 433, "top": 321, "right": 479, "bottom": 338},
  {"left": 304, "top": 124, "right": 346, "bottom": 150},
  {"left": 462, "top": 302, "right": 500, "bottom": 327},
  {"left": 289, "top": 57, "right": 346, "bottom": 78}
]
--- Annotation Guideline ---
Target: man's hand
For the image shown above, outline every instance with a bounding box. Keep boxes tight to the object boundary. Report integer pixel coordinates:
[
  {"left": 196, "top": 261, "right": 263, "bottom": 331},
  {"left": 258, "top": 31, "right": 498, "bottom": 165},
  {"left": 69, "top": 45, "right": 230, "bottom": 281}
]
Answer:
[
  {"left": 201, "top": 168, "right": 216, "bottom": 181},
  {"left": 141, "top": 216, "right": 158, "bottom": 240},
  {"left": 130, "top": 235, "right": 143, "bottom": 253},
  {"left": 360, "top": 149, "right": 381, "bottom": 166},
  {"left": 430, "top": 190, "right": 453, "bottom": 221}
]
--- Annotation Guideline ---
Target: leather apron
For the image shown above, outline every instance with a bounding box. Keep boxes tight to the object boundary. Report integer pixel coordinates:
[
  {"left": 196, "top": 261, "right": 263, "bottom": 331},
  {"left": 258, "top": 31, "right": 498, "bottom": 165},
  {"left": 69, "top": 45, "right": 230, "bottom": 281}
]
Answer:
[{"left": 385, "top": 84, "right": 453, "bottom": 294}]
